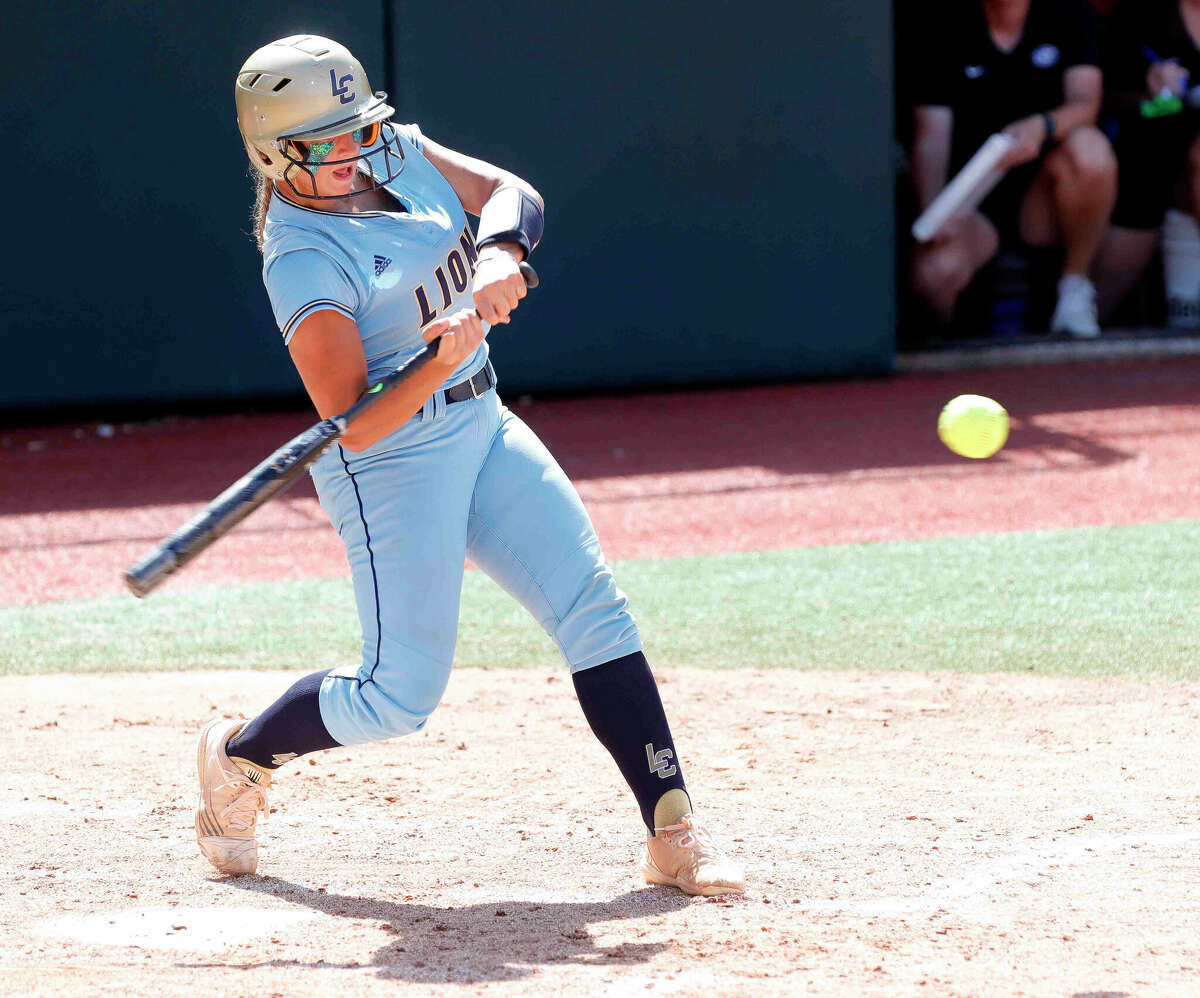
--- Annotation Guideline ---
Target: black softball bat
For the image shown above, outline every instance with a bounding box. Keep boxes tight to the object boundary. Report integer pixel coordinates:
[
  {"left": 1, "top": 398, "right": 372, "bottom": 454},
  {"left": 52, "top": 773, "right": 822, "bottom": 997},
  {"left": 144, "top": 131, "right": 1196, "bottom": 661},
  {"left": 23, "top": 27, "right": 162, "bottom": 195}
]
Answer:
[{"left": 123, "top": 260, "right": 537, "bottom": 598}]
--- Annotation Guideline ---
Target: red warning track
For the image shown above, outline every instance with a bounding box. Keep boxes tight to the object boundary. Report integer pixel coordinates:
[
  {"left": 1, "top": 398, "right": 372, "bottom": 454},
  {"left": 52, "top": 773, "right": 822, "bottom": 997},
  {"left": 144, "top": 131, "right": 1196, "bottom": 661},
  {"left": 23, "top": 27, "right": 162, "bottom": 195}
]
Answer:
[{"left": 2, "top": 358, "right": 1198, "bottom": 605}]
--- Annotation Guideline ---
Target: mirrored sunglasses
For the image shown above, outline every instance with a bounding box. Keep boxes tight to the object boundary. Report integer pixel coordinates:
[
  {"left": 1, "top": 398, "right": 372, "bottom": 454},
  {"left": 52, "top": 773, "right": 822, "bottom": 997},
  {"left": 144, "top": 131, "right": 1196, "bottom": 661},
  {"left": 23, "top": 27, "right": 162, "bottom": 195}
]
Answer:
[{"left": 300, "top": 121, "right": 382, "bottom": 166}]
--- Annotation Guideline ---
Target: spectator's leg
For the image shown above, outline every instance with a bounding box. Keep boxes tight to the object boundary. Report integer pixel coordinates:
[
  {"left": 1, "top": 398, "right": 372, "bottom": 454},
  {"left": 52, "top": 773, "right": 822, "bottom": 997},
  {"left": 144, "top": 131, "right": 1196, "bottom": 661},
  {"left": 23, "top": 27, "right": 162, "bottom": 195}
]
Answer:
[
  {"left": 1186, "top": 132, "right": 1200, "bottom": 228},
  {"left": 909, "top": 212, "right": 1000, "bottom": 324},
  {"left": 1022, "top": 126, "right": 1113, "bottom": 278},
  {"left": 1019, "top": 126, "right": 1117, "bottom": 276},
  {"left": 1020, "top": 126, "right": 1117, "bottom": 337},
  {"left": 1091, "top": 226, "right": 1160, "bottom": 321},
  {"left": 1093, "top": 115, "right": 1189, "bottom": 322}
]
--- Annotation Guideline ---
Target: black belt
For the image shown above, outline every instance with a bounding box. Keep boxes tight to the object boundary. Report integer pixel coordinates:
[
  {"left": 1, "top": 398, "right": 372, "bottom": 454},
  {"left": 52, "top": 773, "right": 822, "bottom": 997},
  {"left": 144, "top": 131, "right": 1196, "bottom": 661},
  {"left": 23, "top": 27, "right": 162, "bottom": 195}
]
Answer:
[{"left": 443, "top": 361, "right": 496, "bottom": 405}]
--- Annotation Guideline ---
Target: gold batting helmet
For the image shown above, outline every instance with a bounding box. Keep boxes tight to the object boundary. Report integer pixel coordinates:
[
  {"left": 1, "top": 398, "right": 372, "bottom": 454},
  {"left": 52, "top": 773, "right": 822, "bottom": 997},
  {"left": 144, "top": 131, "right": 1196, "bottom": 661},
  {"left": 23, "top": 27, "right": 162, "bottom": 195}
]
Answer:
[{"left": 235, "top": 35, "right": 403, "bottom": 198}]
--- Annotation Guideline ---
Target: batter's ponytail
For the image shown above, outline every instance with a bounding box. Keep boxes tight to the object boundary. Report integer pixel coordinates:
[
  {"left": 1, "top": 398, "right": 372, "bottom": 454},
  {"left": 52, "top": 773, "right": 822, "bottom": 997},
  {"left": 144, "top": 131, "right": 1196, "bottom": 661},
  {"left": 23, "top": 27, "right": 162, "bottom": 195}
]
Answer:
[{"left": 251, "top": 170, "right": 272, "bottom": 253}]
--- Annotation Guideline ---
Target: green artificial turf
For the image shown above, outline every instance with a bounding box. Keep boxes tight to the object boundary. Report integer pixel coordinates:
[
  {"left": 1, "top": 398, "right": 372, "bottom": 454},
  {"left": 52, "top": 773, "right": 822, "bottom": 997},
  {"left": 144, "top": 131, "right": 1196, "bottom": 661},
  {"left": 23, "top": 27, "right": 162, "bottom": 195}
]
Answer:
[{"left": 4, "top": 521, "right": 1197, "bottom": 678}]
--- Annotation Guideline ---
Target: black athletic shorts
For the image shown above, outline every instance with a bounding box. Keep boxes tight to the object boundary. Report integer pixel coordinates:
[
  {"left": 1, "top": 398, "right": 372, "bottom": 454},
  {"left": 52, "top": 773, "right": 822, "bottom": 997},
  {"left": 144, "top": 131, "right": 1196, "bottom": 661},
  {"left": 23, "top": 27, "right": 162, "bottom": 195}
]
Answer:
[
  {"left": 976, "top": 153, "right": 1047, "bottom": 246},
  {"left": 1111, "top": 113, "right": 1200, "bottom": 231}
]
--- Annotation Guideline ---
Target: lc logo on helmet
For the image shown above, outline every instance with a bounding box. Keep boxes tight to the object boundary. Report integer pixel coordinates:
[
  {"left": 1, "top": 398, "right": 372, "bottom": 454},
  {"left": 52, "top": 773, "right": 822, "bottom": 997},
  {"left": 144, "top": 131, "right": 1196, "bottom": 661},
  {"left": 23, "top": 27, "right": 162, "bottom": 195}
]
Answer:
[{"left": 330, "top": 68, "right": 355, "bottom": 104}]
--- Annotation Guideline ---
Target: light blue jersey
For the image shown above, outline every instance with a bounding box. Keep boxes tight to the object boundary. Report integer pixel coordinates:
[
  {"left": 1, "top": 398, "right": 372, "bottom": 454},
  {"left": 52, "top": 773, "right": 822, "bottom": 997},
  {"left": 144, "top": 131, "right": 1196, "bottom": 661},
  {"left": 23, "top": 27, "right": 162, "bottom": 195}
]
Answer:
[
  {"left": 262, "top": 123, "right": 486, "bottom": 387},
  {"left": 254, "top": 121, "right": 643, "bottom": 747}
]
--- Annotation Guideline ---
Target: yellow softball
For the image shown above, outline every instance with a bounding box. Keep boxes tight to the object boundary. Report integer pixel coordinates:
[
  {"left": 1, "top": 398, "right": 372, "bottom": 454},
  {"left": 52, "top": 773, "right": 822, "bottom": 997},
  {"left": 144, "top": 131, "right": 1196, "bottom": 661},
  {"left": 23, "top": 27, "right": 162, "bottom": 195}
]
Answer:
[{"left": 937, "top": 394, "right": 1009, "bottom": 459}]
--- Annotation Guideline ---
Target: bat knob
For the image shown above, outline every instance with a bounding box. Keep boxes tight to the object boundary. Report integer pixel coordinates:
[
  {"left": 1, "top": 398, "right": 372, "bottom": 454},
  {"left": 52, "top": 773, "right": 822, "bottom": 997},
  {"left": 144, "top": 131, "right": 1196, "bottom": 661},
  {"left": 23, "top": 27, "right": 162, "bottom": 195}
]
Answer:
[{"left": 518, "top": 260, "right": 539, "bottom": 289}]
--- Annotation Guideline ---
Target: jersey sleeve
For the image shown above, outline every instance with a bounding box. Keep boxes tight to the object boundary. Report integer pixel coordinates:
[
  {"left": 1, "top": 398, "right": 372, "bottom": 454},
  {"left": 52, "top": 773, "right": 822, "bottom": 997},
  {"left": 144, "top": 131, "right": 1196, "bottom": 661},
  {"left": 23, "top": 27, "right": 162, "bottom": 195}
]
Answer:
[
  {"left": 390, "top": 122, "right": 425, "bottom": 155},
  {"left": 263, "top": 246, "right": 360, "bottom": 346}
]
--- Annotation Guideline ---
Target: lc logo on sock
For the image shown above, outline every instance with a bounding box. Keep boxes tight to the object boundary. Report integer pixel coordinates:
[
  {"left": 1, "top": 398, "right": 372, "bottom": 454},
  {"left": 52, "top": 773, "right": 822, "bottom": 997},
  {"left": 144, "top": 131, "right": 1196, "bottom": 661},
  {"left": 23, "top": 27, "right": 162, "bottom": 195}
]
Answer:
[{"left": 646, "top": 743, "right": 677, "bottom": 778}]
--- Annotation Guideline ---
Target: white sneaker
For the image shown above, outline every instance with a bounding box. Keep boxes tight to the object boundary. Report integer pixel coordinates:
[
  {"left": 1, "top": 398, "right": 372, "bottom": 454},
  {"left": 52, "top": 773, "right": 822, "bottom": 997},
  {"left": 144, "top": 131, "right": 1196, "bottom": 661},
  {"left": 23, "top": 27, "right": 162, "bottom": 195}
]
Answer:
[{"left": 1050, "top": 275, "right": 1100, "bottom": 339}]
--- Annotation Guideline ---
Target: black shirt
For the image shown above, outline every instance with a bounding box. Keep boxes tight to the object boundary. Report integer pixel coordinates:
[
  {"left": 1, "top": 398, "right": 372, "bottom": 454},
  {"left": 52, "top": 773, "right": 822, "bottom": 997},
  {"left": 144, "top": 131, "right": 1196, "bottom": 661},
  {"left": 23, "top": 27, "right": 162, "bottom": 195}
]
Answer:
[
  {"left": 1104, "top": 0, "right": 1200, "bottom": 99},
  {"left": 911, "top": 0, "right": 1101, "bottom": 170}
]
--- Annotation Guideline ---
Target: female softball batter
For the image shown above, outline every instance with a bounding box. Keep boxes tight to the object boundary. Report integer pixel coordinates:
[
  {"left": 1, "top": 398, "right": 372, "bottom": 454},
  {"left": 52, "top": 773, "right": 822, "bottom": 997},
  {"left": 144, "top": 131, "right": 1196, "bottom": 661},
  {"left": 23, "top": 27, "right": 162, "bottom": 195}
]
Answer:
[{"left": 195, "top": 35, "right": 743, "bottom": 897}]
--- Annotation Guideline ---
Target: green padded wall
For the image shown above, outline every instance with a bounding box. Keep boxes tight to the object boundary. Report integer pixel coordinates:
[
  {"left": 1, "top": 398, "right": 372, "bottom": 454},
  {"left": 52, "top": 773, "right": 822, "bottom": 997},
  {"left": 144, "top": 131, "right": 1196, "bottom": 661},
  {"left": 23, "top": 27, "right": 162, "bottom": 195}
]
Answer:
[
  {"left": 3, "top": 2, "right": 893, "bottom": 413},
  {"left": 390, "top": 0, "right": 896, "bottom": 391},
  {"left": 4, "top": 5, "right": 382, "bottom": 410}
]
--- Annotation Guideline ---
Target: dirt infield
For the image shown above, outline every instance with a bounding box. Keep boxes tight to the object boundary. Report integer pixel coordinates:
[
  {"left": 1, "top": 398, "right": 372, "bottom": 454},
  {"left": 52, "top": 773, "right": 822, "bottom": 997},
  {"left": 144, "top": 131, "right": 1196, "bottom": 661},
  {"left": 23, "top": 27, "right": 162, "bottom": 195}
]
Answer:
[
  {"left": 2, "top": 358, "right": 1199, "bottom": 995},
  {"left": 4, "top": 669, "right": 1199, "bottom": 997}
]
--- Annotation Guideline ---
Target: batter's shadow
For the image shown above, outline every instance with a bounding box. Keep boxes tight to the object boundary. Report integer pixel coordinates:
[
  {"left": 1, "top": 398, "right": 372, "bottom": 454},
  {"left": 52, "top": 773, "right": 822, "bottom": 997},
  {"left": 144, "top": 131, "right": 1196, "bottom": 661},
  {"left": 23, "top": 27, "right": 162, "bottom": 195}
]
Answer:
[{"left": 214, "top": 875, "right": 693, "bottom": 983}]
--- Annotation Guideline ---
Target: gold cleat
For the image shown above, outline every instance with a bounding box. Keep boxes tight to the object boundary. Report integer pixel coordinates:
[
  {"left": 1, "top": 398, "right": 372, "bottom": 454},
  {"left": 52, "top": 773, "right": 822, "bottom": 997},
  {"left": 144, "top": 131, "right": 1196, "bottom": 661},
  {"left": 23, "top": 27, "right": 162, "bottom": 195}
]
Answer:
[
  {"left": 195, "top": 719, "right": 270, "bottom": 875},
  {"left": 642, "top": 813, "right": 745, "bottom": 896}
]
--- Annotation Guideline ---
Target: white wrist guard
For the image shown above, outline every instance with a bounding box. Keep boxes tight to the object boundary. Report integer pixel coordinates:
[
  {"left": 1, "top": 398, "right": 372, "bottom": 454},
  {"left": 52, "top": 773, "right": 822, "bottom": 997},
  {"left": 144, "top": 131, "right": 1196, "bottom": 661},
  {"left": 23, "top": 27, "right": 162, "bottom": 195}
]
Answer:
[{"left": 476, "top": 185, "right": 543, "bottom": 258}]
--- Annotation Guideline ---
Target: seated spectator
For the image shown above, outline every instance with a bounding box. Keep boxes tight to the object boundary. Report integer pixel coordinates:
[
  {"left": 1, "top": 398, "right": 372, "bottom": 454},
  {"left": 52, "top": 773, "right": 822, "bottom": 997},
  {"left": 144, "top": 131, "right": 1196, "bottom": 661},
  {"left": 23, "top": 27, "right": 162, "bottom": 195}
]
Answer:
[
  {"left": 1092, "top": 0, "right": 1200, "bottom": 320},
  {"left": 907, "top": 0, "right": 1117, "bottom": 338}
]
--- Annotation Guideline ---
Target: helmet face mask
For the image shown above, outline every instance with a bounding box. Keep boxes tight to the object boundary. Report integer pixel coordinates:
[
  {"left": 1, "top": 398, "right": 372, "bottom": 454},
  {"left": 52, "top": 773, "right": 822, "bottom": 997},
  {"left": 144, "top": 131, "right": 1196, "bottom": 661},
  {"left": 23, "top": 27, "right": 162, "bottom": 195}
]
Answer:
[
  {"left": 277, "top": 121, "right": 405, "bottom": 201},
  {"left": 235, "top": 35, "right": 403, "bottom": 199}
]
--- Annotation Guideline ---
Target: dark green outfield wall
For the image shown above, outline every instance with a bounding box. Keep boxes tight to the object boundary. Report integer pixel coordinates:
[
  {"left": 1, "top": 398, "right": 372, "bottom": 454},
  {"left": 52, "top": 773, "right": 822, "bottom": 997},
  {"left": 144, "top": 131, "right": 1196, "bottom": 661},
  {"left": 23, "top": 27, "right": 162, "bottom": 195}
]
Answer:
[
  {"left": 4, "top": 5, "right": 382, "bottom": 411},
  {"left": 3, "top": 2, "right": 893, "bottom": 413}
]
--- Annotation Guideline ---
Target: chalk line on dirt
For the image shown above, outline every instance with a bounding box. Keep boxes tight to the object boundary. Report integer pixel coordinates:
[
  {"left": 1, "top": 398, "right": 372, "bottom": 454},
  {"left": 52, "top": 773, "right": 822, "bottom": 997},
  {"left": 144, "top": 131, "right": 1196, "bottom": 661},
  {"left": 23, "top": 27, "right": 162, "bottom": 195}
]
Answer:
[
  {"left": 798, "top": 828, "right": 1200, "bottom": 918},
  {"left": 34, "top": 906, "right": 316, "bottom": 952}
]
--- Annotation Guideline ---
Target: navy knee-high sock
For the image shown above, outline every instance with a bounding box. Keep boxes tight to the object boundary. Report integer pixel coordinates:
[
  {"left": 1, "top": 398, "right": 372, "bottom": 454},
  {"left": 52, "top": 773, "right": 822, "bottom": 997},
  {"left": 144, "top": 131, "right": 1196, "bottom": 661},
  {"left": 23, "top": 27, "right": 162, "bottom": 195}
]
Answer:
[
  {"left": 572, "top": 651, "right": 688, "bottom": 832},
  {"left": 225, "top": 669, "right": 341, "bottom": 770}
]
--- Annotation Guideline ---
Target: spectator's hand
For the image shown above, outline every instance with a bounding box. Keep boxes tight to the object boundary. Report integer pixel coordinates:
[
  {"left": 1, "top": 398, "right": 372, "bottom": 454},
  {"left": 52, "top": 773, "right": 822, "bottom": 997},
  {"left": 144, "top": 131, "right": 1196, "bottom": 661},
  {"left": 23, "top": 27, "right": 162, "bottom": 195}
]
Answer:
[
  {"left": 1147, "top": 60, "right": 1188, "bottom": 98},
  {"left": 930, "top": 215, "right": 965, "bottom": 243},
  {"left": 999, "top": 116, "right": 1047, "bottom": 168}
]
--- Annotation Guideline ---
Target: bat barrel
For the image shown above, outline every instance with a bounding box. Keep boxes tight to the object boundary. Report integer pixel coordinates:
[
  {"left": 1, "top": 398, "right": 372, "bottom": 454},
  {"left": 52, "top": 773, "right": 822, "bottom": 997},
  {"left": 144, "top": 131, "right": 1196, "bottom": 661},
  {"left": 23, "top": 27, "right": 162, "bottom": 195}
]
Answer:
[
  {"left": 120, "top": 264, "right": 539, "bottom": 599},
  {"left": 124, "top": 547, "right": 179, "bottom": 598},
  {"left": 122, "top": 419, "right": 343, "bottom": 598}
]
